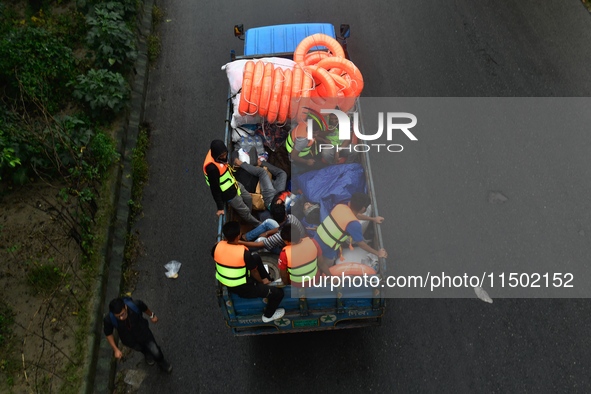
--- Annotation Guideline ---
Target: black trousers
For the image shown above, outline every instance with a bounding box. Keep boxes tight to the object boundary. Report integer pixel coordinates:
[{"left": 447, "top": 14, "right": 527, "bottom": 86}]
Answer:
[
  {"left": 228, "top": 252, "right": 284, "bottom": 318},
  {"left": 230, "top": 280, "right": 284, "bottom": 318}
]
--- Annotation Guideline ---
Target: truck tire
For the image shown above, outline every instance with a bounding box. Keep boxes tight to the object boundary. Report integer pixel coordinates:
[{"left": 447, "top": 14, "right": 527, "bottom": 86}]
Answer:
[{"left": 258, "top": 252, "right": 280, "bottom": 280}]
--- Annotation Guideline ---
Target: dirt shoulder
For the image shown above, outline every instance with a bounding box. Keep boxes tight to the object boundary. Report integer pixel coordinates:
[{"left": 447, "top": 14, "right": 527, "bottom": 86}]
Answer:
[{"left": 0, "top": 183, "right": 91, "bottom": 393}]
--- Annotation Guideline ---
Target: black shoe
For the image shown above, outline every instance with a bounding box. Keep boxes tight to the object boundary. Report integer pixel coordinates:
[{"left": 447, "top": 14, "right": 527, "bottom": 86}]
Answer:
[{"left": 145, "top": 354, "right": 155, "bottom": 366}]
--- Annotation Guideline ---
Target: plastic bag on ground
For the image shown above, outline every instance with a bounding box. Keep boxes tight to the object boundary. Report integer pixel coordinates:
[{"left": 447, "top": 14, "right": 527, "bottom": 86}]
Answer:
[{"left": 164, "top": 260, "right": 182, "bottom": 279}]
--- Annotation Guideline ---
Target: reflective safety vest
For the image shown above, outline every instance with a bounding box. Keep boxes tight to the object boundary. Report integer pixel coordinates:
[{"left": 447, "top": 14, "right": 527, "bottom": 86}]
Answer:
[
  {"left": 326, "top": 127, "right": 341, "bottom": 146},
  {"left": 283, "top": 237, "right": 318, "bottom": 283},
  {"left": 316, "top": 204, "right": 358, "bottom": 250},
  {"left": 285, "top": 122, "right": 314, "bottom": 157},
  {"left": 214, "top": 241, "right": 248, "bottom": 287},
  {"left": 203, "top": 150, "right": 239, "bottom": 194}
]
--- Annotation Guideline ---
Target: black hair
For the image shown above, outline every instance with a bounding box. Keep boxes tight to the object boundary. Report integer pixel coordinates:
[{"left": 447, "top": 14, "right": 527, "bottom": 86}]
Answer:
[
  {"left": 282, "top": 225, "right": 301, "bottom": 244},
  {"left": 222, "top": 221, "right": 241, "bottom": 241},
  {"left": 109, "top": 298, "right": 125, "bottom": 314},
  {"left": 305, "top": 206, "right": 320, "bottom": 225},
  {"left": 271, "top": 203, "right": 287, "bottom": 223},
  {"left": 350, "top": 192, "right": 371, "bottom": 212},
  {"left": 210, "top": 139, "right": 228, "bottom": 160}
]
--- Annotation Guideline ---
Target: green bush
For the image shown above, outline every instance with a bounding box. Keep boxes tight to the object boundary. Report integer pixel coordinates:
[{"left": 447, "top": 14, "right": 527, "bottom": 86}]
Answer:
[
  {"left": 0, "top": 26, "right": 75, "bottom": 112},
  {"left": 0, "top": 131, "right": 21, "bottom": 180},
  {"left": 0, "top": 108, "right": 118, "bottom": 183},
  {"left": 89, "top": 131, "right": 120, "bottom": 177},
  {"left": 78, "top": 0, "right": 137, "bottom": 19},
  {"left": 47, "top": 9, "right": 88, "bottom": 48},
  {"left": 69, "top": 69, "right": 130, "bottom": 116},
  {"left": 86, "top": 3, "right": 137, "bottom": 68}
]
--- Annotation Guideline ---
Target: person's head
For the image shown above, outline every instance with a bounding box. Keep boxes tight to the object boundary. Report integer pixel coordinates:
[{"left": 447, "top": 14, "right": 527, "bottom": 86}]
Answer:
[
  {"left": 350, "top": 192, "right": 371, "bottom": 214},
  {"left": 327, "top": 113, "right": 339, "bottom": 130},
  {"left": 280, "top": 225, "right": 301, "bottom": 245},
  {"left": 210, "top": 140, "right": 228, "bottom": 163},
  {"left": 222, "top": 221, "right": 241, "bottom": 242},
  {"left": 304, "top": 202, "right": 320, "bottom": 225},
  {"left": 109, "top": 298, "right": 128, "bottom": 320},
  {"left": 270, "top": 203, "right": 287, "bottom": 224}
]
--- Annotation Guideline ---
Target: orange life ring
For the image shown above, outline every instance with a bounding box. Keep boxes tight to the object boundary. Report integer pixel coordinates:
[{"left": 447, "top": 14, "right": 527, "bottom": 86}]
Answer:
[
  {"left": 258, "top": 62, "right": 274, "bottom": 117},
  {"left": 305, "top": 65, "right": 337, "bottom": 98},
  {"left": 329, "top": 262, "right": 377, "bottom": 277},
  {"left": 331, "top": 73, "right": 356, "bottom": 112},
  {"left": 290, "top": 65, "right": 304, "bottom": 120},
  {"left": 277, "top": 68, "right": 292, "bottom": 124},
  {"left": 293, "top": 34, "right": 345, "bottom": 65},
  {"left": 304, "top": 50, "right": 330, "bottom": 66},
  {"left": 295, "top": 71, "right": 314, "bottom": 123},
  {"left": 316, "top": 57, "right": 364, "bottom": 96},
  {"left": 238, "top": 61, "right": 255, "bottom": 115},
  {"left": 306, "top": 65, "right": 338, "bottom": 111},
  {"left": 266, "top": 67, "right": 284, "bottom": 123},
  {"left": 248, "top": 61, "right": 265, "bottom": 115}
]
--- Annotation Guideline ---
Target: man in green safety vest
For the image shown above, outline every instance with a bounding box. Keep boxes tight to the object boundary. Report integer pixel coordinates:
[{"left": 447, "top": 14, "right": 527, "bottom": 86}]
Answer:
[
  {"left": 314, "top": 193, "right": 387, "bottom": 275},
  {"left": 203, "top": 140, "right": 260, "bottom": 226},
  {"left": 285, "top": 109, "right": 333, "bottom": 175},
  {"left": 212, "top": 221, "right": 285, "bottom": 323},
  {"left": 278, "top": 224, "right": 321, "bottom": 286}
]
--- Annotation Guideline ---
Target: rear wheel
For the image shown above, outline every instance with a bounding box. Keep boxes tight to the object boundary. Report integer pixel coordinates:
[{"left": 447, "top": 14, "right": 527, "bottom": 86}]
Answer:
[{"left": 259, "top": 252, "right": 280, "bottom": 280}]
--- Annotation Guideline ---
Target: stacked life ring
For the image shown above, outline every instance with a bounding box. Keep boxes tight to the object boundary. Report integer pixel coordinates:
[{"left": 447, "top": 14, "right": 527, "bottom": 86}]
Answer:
[{"left": 237, "top": 33, "right": 364, "bottom": 124}]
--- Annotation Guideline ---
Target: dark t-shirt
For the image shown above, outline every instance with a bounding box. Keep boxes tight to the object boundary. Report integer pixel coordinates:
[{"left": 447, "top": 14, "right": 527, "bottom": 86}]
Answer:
[
  {"left": 205, "top": 163, "right": 239, "bottom": 210},
  {"left": 103, "top": 299, "right": 153, "bottom": 347}
]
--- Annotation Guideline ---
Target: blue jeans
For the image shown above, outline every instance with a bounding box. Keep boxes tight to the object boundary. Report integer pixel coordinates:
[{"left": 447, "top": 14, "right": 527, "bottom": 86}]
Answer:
[
  {"left": 130, "top": 337, "right": 170, "bottom": 370},
  {"left": 244, "top": 218, "right": 279, "bottom": 241}
]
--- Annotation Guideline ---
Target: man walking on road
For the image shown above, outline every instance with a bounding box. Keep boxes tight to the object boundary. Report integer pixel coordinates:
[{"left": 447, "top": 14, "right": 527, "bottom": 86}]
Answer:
[{"left": 103, "top": 297, "right": 172, "bottom": 373}]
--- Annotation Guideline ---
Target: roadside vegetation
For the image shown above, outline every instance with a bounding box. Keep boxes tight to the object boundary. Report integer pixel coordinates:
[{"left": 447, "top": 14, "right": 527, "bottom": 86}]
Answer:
[{"left": 0, "top": 0, "right": 159, "bottom": 391}]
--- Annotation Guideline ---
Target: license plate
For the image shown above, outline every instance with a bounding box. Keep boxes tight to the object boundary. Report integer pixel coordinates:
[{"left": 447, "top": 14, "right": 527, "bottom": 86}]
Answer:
[{"left": 293, "top": 318, "right": 318, "bottom": 328}]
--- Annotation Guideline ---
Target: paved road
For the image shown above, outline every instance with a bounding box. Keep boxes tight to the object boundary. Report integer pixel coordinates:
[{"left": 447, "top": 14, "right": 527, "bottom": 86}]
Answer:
[{"left": 125, "top": 0, "right": 591, "bottom": 392}]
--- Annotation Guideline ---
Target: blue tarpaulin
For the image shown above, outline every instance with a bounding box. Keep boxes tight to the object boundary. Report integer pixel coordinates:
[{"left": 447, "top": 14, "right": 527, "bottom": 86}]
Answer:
[{"left": 296, "top": 163, "right": 367, "bottom": 221}]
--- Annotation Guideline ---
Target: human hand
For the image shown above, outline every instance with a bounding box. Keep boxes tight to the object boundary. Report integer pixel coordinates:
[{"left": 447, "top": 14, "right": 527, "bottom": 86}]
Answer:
[
  {"left": 373, "top": 216, "right": 385, "bottom": 224},
  {"left": 377, "top": 249, "right": 388, "bottom": 258},
  {"left": 306, "top": 159, "right": 315, "bottom": 166},
  {"left": 150, "top": 315, "right": 159, "bottom": 323},
  {"left": 114, "top": 348, "right": 123, "bottom": 359},
  {"left": 216, "top": 210, "right": 224, "bottom": 217}
]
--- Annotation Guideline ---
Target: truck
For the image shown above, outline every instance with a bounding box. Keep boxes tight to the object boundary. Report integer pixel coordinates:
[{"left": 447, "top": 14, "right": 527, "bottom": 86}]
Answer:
[{"left": 217, "top": 23, "right": 387, "bottom": 335}]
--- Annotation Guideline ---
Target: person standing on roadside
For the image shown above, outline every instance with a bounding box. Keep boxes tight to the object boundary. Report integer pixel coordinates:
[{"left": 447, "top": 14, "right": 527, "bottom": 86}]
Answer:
[{"left": 103, "top": 297, "right": 172, "bottom": 373}]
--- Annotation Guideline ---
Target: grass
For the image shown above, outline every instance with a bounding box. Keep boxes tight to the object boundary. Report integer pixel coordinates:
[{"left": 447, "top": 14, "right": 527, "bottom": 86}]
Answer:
[
  {"left": 0, "top": 302, "right": 17, "bottom": 388},
  {"left": 152, "top": 5, "right": 164, "bottom": 27},
  {"left": 148, "top": 5, "right": 164, "bottom": 64},
  {"left": 129, "top": 122, "right": 150, "bottom": 222},
  {"left": 26, "top": 263, "right": 67, "bottom": 295},
  {"left": 147, "top": 33, "right": 161, "bottom": 63}
]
